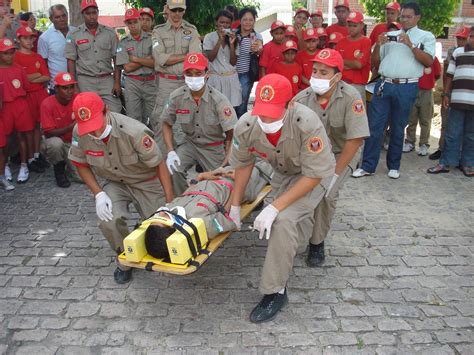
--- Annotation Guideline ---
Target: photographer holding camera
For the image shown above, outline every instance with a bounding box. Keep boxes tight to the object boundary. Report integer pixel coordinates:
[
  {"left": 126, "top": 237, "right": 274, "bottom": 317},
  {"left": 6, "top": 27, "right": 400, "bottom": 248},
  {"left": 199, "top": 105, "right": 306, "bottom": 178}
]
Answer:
[{"left": 353, "top": 2, "right": 435, "bottom": 180}]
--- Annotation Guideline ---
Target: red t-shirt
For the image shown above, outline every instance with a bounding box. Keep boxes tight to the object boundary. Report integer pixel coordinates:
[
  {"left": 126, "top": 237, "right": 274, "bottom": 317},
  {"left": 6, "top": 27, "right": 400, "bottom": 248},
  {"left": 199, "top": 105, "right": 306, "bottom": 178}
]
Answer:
[
  {"left": 336, "top": 36, "right": 371, "bottom": 85},
  {"left": 259, "top": 41, "right": 286, "bottom": 73},
  {"left": 14, "top": 51, "right": 50, "bottom": 92},
  {"left": 369, "top": 23, "right": 389, "bottom": 46},
  {"left": 0, "top": 64, "right": 29, "bottom": 102},
  {"left": 265, "top": 129, "right": 282, "bottom": 147},
  {"left": 296, "top": 50, "right": 318, "bottom": 89},
  {"left": 326, "top": 23, "right": 348, "bottom": 38},
  {"left": 40, "top": 95, "right": 76, "bottom": 143},
  {"left": 271, "top": 61, "right": 303, "bottom": 97},
  {"left": 418, "top": 57, "right": 441, "bottom": 90}
]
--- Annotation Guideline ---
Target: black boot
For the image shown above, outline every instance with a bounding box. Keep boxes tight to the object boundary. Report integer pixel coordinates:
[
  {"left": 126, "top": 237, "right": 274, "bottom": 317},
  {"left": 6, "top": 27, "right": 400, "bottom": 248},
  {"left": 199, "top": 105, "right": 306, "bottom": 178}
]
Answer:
[
  {"left": 114, "top": 267, "right": 132, "bottom": 284},
  {"left": 249, "top": 288, "right": 288, "bottom": 323},
  {"left": 54, "top": 161, "right": 71, "bottom": 188},
  {"left": 306, "top": 241, "right": 325, "bottom": 267},
  {"left": 429, "top": 149, "right": 442, "bottom": 160},
  {"left": 38, "top": 153, "right": 51, "bottom": 169}
]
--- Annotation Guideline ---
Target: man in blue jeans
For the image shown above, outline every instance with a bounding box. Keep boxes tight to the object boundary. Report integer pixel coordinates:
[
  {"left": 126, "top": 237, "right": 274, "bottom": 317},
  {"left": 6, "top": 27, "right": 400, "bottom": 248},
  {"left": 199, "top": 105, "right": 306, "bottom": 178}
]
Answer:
[{"left": 352, "top": 2, "right": 435, "bottom": 179}]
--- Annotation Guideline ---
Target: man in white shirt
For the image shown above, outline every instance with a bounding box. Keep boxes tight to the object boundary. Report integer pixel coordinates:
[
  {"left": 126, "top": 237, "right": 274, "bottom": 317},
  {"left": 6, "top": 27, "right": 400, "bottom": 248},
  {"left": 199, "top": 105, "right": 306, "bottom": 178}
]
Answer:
[{"left": 38, "top": 4, "right": 75, "bottom": 93}]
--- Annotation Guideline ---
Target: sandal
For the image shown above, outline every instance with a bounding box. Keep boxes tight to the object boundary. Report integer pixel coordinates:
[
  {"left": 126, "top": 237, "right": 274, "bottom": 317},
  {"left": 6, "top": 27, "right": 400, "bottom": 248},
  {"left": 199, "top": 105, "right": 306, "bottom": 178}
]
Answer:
[
  {"left": 427, "top": 164, "right": 450, "bottom": 174},
  {"left": 462, "top": 166, "right": 474, "bottom": 177}
]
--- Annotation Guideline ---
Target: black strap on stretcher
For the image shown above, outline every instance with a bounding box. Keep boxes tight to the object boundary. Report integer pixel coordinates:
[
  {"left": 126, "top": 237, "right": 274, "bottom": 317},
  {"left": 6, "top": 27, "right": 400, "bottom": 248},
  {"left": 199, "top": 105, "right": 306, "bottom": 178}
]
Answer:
[{"left": 165, "top": 210, "right": 209, "bottom": 256}]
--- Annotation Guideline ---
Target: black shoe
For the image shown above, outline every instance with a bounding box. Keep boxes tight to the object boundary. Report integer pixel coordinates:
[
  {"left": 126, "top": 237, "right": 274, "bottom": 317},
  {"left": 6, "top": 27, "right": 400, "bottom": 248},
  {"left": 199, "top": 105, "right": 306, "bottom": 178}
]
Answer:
[
  {"left": 114, "top": 267, "right": 132, "bottom": 284},
  {"left": 249, "top": 289, "right": 288, "bottom": 323},
  {"left": 195, "top": 164, "right": 204, "bottom": 173},
  {"left": 28, "top": 159, "right": 45, "bottom": 173},
  {"left": 306, "top": 242, "right": 325, "bottom": 267},
  {"left": 429, "top": 149, "right": 442, "bottom": 160},
  {"left": 38, "top": 153, "right": 50, "bottom": 169},
  {"left": 54, "top": 161, "right": 70, "bottom": 188}
]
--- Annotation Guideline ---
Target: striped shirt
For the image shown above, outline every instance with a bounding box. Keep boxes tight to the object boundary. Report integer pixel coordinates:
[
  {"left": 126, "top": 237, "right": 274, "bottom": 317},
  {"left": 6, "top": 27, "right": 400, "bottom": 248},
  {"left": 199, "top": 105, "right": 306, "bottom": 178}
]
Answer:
[
  {"left": 236, "top": 32, "right": 262, "bottom": 74},
  {"left": 447, "top": 46, "right": 474, "bottom": 111}
]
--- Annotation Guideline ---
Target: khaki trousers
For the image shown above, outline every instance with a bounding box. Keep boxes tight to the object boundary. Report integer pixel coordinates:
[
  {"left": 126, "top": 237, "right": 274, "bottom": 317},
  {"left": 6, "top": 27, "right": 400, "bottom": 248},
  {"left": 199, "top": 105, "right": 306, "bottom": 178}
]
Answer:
[
  {"left": 77, "top": 75, "right": 122, "bottom": 113},
  {"left": 259, "top": 173, "right": 325, "bottom": 294},
  {"left": 172, "top": 142, "right": 225, "bottom": 196},
  {"left": 124, "top": 77, "right": 157, "bottom": 125},
  {"left": 406, "top": 89, "right": 434, "bottom": 147},
  {"left": 150, "top": 77, "right": 185, "bottom": 153},
  {"left": 45, "top": 137, "right": 81, "bottom": 181},
  {"left": 98, "top": 178, "right": 165, "bottom": 269}
]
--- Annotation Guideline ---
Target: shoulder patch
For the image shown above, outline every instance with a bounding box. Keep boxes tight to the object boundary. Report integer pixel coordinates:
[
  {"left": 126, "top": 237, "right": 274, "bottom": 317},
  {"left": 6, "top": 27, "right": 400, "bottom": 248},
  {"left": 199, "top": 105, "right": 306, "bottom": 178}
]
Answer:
[
  {"left": 352, "top": 99, "right": 365, "bottom": 115},
  {"left": 142, "top": 134, "right": 154, "bottom": 150},
  {"left": 223, "top": 106, "right": 233, "bottom": 118},
  {"left": 307, "top": 137, "right": 324, "bottom": 154}
]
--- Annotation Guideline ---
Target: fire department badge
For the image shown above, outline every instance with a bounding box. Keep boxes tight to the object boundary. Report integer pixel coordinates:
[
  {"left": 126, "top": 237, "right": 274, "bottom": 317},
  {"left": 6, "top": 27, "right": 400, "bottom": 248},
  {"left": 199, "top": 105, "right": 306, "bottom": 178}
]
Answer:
[
  {"left": 63, "top": 73, "right": 72, "bottom": 82},
  {"left": 329, "top": 33, "right": 336, "bottom": 40},
  {"left": 318, "top": 49, "right": 331, "bottom": 59},
  {"left": 286, "top": 40, "right": 295, "bottom": 48},
  {"left": 223, "top": 106, "right": 232, "bottom": 118},
  {"left": 292, "top": 75, "right": 299, "bottom": 84},
  {"left": 317, "top": 28, "right": 325, "bottom": 35},
  {"left": 307, "top": 137, "right": 323, "bottom": 154},
  {"left": 337, "top": 0, "right": 345, "bottom": 5},
  {"left": 77, "top": 107, "right": 92, "bottom": 122},
  {"left": 35, "top": 61, "right": 40, "bottom": 69},
  {"left": 4, "top": 39, "right": 12, "bottom": 46},
  {"left": 259, "top": 85, "right": 275, "bottom": 102},
  {"left": 12, "top": 79, "right": 21, "bottom": 89},
  {"left": 306, "top": 29, "right": 314, "bottom": 36},
  {"left": 126, "top": 9, "right": 133, "bottom": 16},
  {"left": 354, "top": 49, "right": 362, "bottom": 58},
  {"left": 349, "top": 12, "right": 356, "bottom": 19},
  {"left": 286, "top": 25, "right": 295, "bottom": 33},
  {"left": 352, "top": 99, "right": 365, "bottom": 114},
  {"left": 142, "top": 135, "right": 154, "bottom": 150},
  {"left": 188, "top": 54, "right": 198, "bottom": 63},
  {"left": 142, "top": 7, "right": 152, "bottom": 13},
  {"left": 424, "top": 67, "right": 432, "bottom": 75},
  {"left": 275, "top": 21, "right": 284, "bottom": 27}
]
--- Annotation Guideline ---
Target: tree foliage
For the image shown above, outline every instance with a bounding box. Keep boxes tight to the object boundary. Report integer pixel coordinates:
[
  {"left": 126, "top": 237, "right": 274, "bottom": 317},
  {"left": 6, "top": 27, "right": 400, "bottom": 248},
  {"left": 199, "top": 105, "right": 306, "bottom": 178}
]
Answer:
[
  {"left": 124, "top": 0, "right": 260, "bottom": 35},
  {"left": 360, "top": 0, "right": 460, "bottom": 37}
]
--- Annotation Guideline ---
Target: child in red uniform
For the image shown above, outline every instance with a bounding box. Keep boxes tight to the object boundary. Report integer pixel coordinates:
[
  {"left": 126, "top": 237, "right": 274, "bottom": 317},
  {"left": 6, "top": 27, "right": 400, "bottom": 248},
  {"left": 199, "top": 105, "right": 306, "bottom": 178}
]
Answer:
[
  {"left": 328, "top": 32, "right": 344, "bottom": 49},
  {"left": 271, "top": 40, "right": 302, "bottom": 97},
  {"left": 326, "top": 0, "right": 350, "bottom": 38},
  {"left": 0, "top": 118, "right": 14, "bottom": 190},
  {"left": 14, "top": 26, "right": 50, "bottom": 173},
  {"left": 316, "top": 27, "right": 328, "bottom": 49},
  {"left": 259, "top": 21, "right": 286, "bottom": 77},
  {"left": 335, "top": 11, "right": 371, "bottom": 106},
  {"left": 296, "top": 28, "right": 319, "bottom": 89},
  {"left": 0, "top": 38, "right": 34, "bottom": 184}
]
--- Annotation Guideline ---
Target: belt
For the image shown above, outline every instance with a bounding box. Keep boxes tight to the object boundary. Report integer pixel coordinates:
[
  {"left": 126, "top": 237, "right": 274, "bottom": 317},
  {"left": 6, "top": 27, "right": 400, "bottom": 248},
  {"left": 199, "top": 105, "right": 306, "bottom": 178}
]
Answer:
[
  {"left": 209, "top": 70, "right": 237, "bottom": 77},
  {"left": 126, "top": 74, "right": 156, "bottom": 81},
  {"left": 78, "top": 73, "right": 113, "bottom": 78},
  {"left": 381, "top": 77, "right": 418, "bottom": 84},
  {"left": 205, "top": 141, "right": 224, "bottom": 147},
  {"left": 182, "top": 190, "right": 232, "bottom": 221},
  {"left": 159, "top": 73, "right": 184, "bottom": 80}
]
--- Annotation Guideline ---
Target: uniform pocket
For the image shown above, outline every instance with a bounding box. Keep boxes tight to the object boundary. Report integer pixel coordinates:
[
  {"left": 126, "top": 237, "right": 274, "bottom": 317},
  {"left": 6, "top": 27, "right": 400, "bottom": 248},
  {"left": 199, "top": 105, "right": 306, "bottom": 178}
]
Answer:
[{"left": 121, "top": 152, "right": 139, "bottom": 165}]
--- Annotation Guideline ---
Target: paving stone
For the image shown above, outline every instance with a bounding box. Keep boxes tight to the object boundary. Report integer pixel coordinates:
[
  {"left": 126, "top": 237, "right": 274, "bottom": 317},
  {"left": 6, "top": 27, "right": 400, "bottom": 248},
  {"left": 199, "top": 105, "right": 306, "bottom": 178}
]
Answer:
[
  {"left": 377, "top": 319, "right": 412, "bottom": 331},
  {"left": 7, "top": 316, "right": 39, "bottom": 329},
  {"left": 385, "top": 305, "right": 420, "bottom": 318},
  {"left": 361, "top": 332, "right": 396, "bottom": 345},
  {"left": 279, "top": 333, "right": 318, "bottom": 347},
  {"left": 435, "top": 331, "right": 473, "bottom": 344},
  {"left": 66, "top": 302, "right": 101, "bottom": 318},
  {"left": 18, "top": 301, "right": 67, "bottom": 315},
  {"left": 419, "top": 305, "right": 458, "bottom": 317},
  {"left": 443, "top": 316, "right": 474, "bottom": 328},
  {"left": 400, "top": 332, "right": 434, "bottom": 344},
  {"left": 454, "top": 344, "right": 474, "bottom": 355},
  {"left": 13, "top": 344, "right": 58, "bottom": 355},
  {"left": 453, "top": 302, "right": 474, "bottom": 316},
  {"left": 302, "top": 319, "right": 338, "bottom": 332},
  {"left": 11, "top": 329, "right": 49, "bottom": 341},
  {"left": 340, "top": 319, "right": 374, "bottom": 332},
  {"left": 318, "top": 333, "right": 357, "bottom": 346},
  {"left": 368, "top": 290, "right": 403, "bottom": 303}
]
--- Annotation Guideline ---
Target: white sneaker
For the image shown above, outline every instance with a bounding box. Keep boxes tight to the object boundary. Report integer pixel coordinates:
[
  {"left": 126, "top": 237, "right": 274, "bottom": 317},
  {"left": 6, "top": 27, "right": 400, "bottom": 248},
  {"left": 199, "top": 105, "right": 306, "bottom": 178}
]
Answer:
[
  {"left": 388, "top": 169, "right": 400, "bottom": 179},
  {"left": 402, "top": 142, "right": 414, "bottom": 153},
  {"left": 417, "top": 144, "right": 428, "bottom": 156},
  {"left": 352, "top": 168, "right": 374, "bottom": 178},
  {"left": 383, "top": 143, "right": 389, "bottom": 151},
  {"left": 1, "top": 178, "right": 14, "bottom": 191},
  {"left": 17, "top": 165, "right": 29, "bottom": 183},
  {"left": 4, "top": 165, "right": 12, "bottom": 181}
]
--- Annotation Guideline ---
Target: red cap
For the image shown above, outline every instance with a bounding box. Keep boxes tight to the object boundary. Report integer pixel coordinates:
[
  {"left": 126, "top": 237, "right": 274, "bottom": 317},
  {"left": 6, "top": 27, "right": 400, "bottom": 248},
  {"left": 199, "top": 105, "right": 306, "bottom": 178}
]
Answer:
[
  {"left": 334, "top": 0, "right": 350, "bottom": 9},
  {"left": 312, "top": 48, "right": 344, "bottom": 72},
  {"left": 385, "top": 1, "right": 401, "bottom": 11},
  {"left": 252, "top": 74, "right": 293, "bottom": 120},
  {"left": 328, "top": 32, "right": 344, "bottom": 44},
  {"left": 310, "top": 10, "right": 323, "bottom": 18},
  {"left": 271, "top": 20, "right": 286, "bottom": 32},
  {"left": 73, "top": 92, "right": 105, "bottom": 136},
  {"left": 54, "top": 72, "right": 77, "bottom": 86},
  {"left": 285, "top": 25, "right": 297, "bottom": 39},
  {"left": 140, "top": 7, "right": 154, "bottom": 18},
  {"left": 347, "top": 11, "right": 364, "bottom": 24},
  {"left": 0, "top": 38, "right": 15, "bottom": 52},
  {"left": 455, "top": 26, "right": 470, "bottom": 39},
  {"left": 315, "top": 27, "right": 327, "bottom": 37},
  {"left": 81, "top": 0, "right": 98, "bottom": 12},
  {"left": 16, "top": 26, "right": 37, "bottom": 38},
  {"left": 124, "top": 8, "right": 140, "bottom": 21},
  {"left": 183, "top": 53, "right": 208, "bottom": 71},
  {"left": 303, "top": 28, "right": 319, "bottom": 40},
  {"left": 282, "top": 40, "right": 298, "bottom": 52},
  {"left": 295, "top": 8, "right": 310, "bottom": 18}
]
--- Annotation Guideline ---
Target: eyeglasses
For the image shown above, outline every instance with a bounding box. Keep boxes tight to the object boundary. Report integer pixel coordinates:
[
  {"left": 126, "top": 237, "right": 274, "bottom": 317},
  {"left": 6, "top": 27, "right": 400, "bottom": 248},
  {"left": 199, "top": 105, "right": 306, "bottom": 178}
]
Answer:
[{"left": 170, "top": 8, "right": 185, "bottom": 13}]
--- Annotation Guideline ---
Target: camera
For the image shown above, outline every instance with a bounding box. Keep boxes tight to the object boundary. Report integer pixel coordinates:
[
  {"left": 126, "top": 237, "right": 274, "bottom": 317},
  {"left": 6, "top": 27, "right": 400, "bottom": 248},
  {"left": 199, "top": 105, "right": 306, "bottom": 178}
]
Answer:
[
  {"left": 387, "top": 35, "right": 398, "bottom": 42},
  {"left": 223, "top": 28, "right": 232, "bottom": 35}
]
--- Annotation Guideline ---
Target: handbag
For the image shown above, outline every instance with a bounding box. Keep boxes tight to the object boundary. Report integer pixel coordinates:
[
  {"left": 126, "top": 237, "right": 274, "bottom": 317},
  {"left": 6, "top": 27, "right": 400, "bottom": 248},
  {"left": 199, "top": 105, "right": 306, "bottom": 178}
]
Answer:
[{"left": 248, "top": 52, "right": 260, "bottom": 82}]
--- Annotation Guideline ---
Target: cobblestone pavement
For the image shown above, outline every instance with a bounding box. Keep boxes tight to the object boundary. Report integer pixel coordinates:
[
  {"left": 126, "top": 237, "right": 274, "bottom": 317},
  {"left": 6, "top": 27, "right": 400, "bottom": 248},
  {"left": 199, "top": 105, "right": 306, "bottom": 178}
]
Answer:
[{"left": 0, "top": 136, "right": 473, "bottom": 355}]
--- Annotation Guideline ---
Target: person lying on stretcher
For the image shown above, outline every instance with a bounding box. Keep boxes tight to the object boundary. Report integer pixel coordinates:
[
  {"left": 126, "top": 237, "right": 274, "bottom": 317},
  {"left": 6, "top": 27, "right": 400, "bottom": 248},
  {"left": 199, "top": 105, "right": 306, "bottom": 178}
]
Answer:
[{"left": 144, "top": 160, "right": 272, "bottom": 258}]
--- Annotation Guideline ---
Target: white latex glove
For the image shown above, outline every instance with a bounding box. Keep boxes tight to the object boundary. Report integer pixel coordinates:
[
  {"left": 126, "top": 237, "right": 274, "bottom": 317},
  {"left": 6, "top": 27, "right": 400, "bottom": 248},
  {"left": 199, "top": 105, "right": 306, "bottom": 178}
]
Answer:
[
  {"left": 166, "top": 150, "right": 181, "bottom": 175},
  {"left": 325, "top": 174, "right": 339, "bottom": 197},
  {"left": 253, "top": 204, "right": 279, "bottom": 240},
  {"left": 95, "top": 191, "right": 113, "bottom": 222},
  {"left": 229, "top": 205, "right": 241, "bottom": 230}
]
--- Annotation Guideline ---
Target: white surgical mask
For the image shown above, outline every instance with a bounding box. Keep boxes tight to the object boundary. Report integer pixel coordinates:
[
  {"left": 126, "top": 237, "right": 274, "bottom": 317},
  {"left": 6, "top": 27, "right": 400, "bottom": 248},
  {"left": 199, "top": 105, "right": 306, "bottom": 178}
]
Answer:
[
  {"left": 310, "top": 77, "right": 332, "bottom": 95},
  {"left": 89, "top": 124, "right": 112, "bottom": 140},
  {"left": 257, "top": 117, "right": 284, "bottom": 134},
  {"left": 185, "top": 76, "right": 206, "bottom": 91}
]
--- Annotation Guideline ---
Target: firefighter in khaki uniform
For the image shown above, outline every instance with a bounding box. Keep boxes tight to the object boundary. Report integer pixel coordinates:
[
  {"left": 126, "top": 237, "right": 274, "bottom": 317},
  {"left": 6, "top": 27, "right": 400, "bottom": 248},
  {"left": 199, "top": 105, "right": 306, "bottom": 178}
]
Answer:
[
  {"left": 116, "top": 8, "right": 156, "bottom": 125},
  {"left": 64, "top": 0, "right": 122, "bottom": 113},
  {"left": 229, "top": 74, "right": 336, "bottom": 323},
  {"left": 294, "top": 49, "right": 369, "bottom": 266},
  {"left": 162, "top": 53, "right": 237, "bottom": 195},
  {"left": 151, "top": 0, "right": 201, "bottom": 149},
  {"left": 68, "top": 92, "right": 174, "bottom": 284}
]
